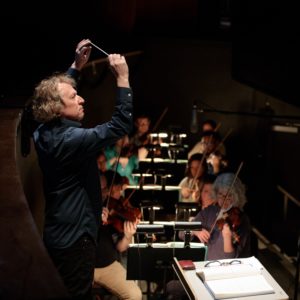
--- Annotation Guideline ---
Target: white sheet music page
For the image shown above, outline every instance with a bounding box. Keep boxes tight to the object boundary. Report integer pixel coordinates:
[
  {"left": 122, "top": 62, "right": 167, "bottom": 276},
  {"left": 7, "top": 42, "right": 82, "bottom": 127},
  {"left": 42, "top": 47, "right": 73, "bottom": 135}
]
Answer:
[{"left": 196, "top": 257, "right": 275, "bottom": 299}]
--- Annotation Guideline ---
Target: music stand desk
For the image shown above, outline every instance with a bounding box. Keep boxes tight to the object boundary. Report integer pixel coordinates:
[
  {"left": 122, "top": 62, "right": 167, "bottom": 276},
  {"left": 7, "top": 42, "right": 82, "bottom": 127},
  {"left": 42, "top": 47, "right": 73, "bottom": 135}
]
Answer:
[{"left": 172, "top": 256, "right": 289, "bottom": 300}]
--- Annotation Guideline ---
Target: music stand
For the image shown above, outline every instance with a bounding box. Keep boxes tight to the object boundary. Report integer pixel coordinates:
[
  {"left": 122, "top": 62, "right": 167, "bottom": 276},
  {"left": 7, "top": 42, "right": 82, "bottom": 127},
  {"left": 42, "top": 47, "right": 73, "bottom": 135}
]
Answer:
[
  {"left": 173, "top": 221, "right": 202, "bottom": 248},
  {"left": 127, "top": 242, "right": 207, "bottom": 297}
]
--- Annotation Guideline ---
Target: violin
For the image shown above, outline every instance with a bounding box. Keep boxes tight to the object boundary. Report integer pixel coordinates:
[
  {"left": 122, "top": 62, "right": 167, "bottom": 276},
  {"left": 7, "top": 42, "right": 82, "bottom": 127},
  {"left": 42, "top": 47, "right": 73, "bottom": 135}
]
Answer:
[
  {"left": 105, "top": 196, "right": 141, "bottom": 233},
  {"left": 216, "top": 207, "right": 242, "bottom": 245}
]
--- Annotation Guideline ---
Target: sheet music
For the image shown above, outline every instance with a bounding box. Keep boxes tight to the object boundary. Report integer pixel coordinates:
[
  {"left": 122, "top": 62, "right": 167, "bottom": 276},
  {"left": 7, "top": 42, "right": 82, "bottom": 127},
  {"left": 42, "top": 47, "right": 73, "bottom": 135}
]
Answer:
[
  {"left": 195, "top": 257, "right": 275, "bottom": 299},
  {"left": 204, "top": 274, "right": 274, "bottom": 299}
]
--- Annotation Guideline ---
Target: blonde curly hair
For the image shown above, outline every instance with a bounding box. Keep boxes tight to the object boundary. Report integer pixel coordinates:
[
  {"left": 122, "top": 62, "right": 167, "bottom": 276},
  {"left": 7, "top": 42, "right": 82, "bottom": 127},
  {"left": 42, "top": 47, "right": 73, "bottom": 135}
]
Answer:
[{"left": 31, "top": 73, "right": 76, "bottom": 123}]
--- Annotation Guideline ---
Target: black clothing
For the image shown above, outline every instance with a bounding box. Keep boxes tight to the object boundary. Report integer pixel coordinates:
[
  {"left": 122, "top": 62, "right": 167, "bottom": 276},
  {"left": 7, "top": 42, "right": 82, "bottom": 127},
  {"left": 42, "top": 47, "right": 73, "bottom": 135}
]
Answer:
[
  {"left": 47, "top": 234, "right": 95, "bottom": 300},
  {"left": 95, "top": 224, "right": 123, "bottom": 268},
  {"left": 33, "top": 87, "right": 133, "bottom": 249}
]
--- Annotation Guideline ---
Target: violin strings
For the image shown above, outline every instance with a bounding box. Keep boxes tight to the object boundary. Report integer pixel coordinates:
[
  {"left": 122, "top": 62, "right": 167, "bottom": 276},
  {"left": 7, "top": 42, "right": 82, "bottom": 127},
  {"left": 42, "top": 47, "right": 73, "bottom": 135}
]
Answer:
[{"left": 90, "top": 41, "right": 109, "bottom": 56}]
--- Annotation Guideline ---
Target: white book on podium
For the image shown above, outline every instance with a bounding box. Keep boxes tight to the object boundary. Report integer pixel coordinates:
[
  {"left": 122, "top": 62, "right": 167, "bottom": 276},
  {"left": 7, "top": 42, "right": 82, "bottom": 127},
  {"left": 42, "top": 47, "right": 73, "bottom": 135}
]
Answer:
[
  {"left": 172, "top": 256, "right": 288, "bottom": 300},
  {"left": 196, "top": 258, "right": 274, "bottom": 299}
]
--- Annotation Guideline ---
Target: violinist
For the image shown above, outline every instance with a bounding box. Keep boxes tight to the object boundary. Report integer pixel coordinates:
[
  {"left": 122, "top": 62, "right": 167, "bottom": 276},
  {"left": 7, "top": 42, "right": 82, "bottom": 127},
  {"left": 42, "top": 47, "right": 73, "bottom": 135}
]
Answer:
[
  {"left": 187, "top": 172, "right": 251, "bottom": 260},
  {"left": 129, "top": 114, "right": 151, "bottom": 159},
  {"left": 188, "top": 130, "right": 226, "bottom": 159},
  {"left": 94, "top": 171, "right": 142, "bottom": 300},
  {"left": 178, "top": 153, "right": 208, "bottom": 203}
]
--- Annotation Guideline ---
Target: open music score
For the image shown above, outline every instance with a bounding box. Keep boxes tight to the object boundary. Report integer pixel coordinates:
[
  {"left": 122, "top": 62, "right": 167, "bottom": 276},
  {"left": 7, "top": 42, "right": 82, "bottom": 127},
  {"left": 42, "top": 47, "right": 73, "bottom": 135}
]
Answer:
[{"left": 172, "top": 257, "right": 289, "bottom": 300}]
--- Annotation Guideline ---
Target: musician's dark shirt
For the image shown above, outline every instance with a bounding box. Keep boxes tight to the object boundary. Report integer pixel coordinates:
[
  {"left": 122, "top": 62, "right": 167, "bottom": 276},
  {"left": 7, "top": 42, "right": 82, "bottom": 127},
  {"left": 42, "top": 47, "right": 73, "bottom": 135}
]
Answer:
[
  {"left": 95, "top": 224, "right": 123, "bottom": 268},
  {"left": 33, "top": 87, "right": 133, "bottom": 249}
]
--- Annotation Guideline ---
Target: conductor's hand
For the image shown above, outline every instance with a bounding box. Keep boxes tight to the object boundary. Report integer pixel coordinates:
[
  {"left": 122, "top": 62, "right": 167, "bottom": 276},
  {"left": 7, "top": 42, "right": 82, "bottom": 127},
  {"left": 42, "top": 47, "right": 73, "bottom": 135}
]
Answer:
[
  {"left": 108, "top": 54, "right": 130, "bottom": 88},
  {"left": 71, "top": 39, "right": 92, "bottom": 71}
]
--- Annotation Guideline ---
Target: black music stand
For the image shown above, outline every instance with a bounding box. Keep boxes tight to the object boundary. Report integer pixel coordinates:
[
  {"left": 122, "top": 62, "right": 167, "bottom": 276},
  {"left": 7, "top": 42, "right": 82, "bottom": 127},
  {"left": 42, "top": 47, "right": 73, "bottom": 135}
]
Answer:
[
  {"left": 127, "top": 244, "right": 207, "bottom": 297},
  {"left": 175, "top": 202, "right": 200, "bottom": 221},
  {"left": 128, "top": 222, "right": 205, "bottom": 297},
  {"left": 173, "top": 221, "right": 202, "bottom": 248},
  {"left": 136, "top": 224, "right": 165, "bottom": 246}
]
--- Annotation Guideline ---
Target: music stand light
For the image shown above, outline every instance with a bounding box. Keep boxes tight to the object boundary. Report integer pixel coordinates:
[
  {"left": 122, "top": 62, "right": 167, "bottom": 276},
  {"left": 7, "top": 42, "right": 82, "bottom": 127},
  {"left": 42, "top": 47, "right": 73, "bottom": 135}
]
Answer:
[
  {"left": 173, "top": 221, "right": 202, "bottom": 248},
  {"left": 136, "top": 224, "right": 165, "bottom": 247}
]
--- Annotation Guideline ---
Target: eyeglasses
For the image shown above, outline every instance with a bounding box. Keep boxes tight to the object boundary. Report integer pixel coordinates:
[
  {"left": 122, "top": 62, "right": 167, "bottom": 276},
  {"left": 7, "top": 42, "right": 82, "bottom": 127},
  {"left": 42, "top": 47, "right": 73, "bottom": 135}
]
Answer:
[{"left": 204, "top": 259, "right": 241, "bottom": 268}]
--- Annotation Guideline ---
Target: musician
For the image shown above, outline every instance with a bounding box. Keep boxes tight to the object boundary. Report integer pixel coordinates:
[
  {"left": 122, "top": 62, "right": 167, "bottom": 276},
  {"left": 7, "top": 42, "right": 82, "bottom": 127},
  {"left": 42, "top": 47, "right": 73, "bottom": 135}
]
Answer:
[
  {"left": 166, "top": 173, "right": 251, "bottom": 300},
  {"left": 31, "top": 39, "right": 133, "bottom": 299},
  {"left": 97, "top": 150, "right": 107, "bottom": 174},
  {"left": 178, "top": 153, "right": 208, "bottom": 203},
  {"left": 129, "top": 114, "right": 154, "bottom": 160},
  {"left": 184, "top": 172, "right": 251, "bottom": 260},
  {"left": 188, "top": 130, "right": 226, "bottom": 159},
  {"left": 201, "top": 119, "right": 217, "bottom": 132},
  {"left": 198, "top": 174, "right": 216, "bottom": 209},
  {"left": 94, "top": 171, "right": 142, "bottom": 300}
]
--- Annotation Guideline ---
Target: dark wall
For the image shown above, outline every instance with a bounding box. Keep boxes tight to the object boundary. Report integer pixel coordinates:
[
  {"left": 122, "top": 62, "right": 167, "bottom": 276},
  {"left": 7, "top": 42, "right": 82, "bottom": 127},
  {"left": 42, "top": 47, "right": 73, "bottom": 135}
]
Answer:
[{"left": 232, "top": 0, "right": 300, "bottom": 107}]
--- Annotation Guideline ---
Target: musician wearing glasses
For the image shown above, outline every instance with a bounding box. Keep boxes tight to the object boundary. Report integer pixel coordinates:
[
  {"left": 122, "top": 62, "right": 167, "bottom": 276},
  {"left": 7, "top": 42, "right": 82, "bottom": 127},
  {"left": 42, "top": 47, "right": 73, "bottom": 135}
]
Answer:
[{"left": 187, "top": 172, "right": 251, "bottom": 260}]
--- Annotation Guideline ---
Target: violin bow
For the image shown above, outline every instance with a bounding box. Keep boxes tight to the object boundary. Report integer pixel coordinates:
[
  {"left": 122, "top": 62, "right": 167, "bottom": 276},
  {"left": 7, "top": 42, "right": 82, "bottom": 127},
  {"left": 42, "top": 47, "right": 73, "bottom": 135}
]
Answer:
[
  {"left": 188, "top": 129, "right": 215, "bottom": 192},
  {"left": 151, "top": 107, "right": 169, "bottom": 133},
  {"left": 209, "top": 161, "right": 244, "bottom": 235},
  {"left": 213, "top": 127, "right": 233, "bottom": 154},
  {"left": 105, "top": 138, "right": 126, "bottom": 209}
]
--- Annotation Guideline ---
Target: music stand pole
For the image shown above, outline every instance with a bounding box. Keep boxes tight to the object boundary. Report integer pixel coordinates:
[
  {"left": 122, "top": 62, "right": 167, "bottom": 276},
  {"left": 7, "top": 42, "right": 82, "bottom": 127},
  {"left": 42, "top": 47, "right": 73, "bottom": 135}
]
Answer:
[{"left": 294, "top": 234, "right": 300, "bottom": 300}]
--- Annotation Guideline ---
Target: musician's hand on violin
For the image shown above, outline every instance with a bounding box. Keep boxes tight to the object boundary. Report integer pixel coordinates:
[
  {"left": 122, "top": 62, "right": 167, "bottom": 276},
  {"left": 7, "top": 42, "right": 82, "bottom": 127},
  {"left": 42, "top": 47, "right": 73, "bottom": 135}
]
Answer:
[
  {"left": 101, "top": 207, "right": 109, "bottom": 224},
  {"left": 123, "top": 221, "right": 137, "bottom": 239},
  {"left": 221, "top": 223, "right": 232, "bottom": 239},
  {"left": 181, "top": 187, "right": 193, "bottom": 198},
  {"left": 192, "top": 229, "right": 210, "bottom": 244}
]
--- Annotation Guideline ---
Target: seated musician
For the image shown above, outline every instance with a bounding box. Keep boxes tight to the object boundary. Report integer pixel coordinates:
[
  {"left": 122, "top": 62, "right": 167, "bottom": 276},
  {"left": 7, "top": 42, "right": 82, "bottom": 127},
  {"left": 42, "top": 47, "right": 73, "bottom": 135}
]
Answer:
[
  {"left": 94, "top": 171, "right": 142, "bottom": 300},
  {"left": 166, "top": 172, "right": 252, "bottom": 299},
  {"left": 104, "top": 135, "right": 139, "bottom": 185},
  {"left": 129, "top": 114, "right": 151, "bottom": 159},
  {"left": 188, "top": 130, "right": 226, "bottom": 159},
  {"left": 178, "top": 153, "right": 208, "bottom": 203},
  {"left": 198, "top": 174, "right": 216, "bottom": 209},
  {"left": 188, "top": 130, "right": 228, "bottom": 177}
]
